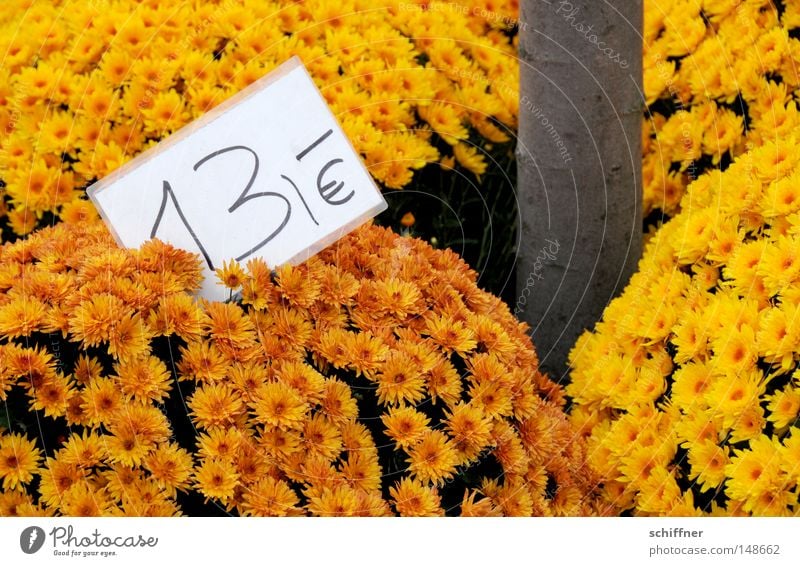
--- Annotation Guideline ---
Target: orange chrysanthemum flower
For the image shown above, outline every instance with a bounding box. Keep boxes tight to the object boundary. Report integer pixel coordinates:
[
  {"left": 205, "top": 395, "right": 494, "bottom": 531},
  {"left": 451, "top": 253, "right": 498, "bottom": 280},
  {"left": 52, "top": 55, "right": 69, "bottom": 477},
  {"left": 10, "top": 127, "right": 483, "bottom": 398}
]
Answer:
[
  {"left": 381, "top": 406, "right": 430, "bottom": 448},
  {"left": 115, "top": 355, "right": 172, "bottom": 404},
  {"left": 274, "top": 264, "right": 320, "bottom": 309},
  {"left": 345, "top": 331, "right": 389, "bottom": 377},
  {"left": 277, "top": 362, "right": 326, "bottom": 404},
  {"left": 149, "top": 293, "right": 210, "bottom": 340},
  {"left": 58, "top": 431, "right": 107, "bottom": 469},
  {"left": 0, "top": 295, "right": 46, "bottom": 338},
  {"left": 82, "top": 377, "right": 123, "bottom": 428},
  {"left": 424, "top": 314, "right": 477, "bottom": 355},
  {"left": 73, "top": 355, "right": 103, "bottom": 385},
  {"left": 203, "top": 301, "right": 257, "bottom": 353},
  {"left": 306, "top": 485, "right": 360, "bottom": 517},
  {"left": 38, "top": 458, "right": 87, "bottom": 509},
  {"left": 189, "top": 383, "right": 245, "bottom": 429},
  {"left": 215, "top": 260, "right": 246, "bottom": 291},
  {"left": 105, "top": 404, "right": 170, "bottom": 467},
  {"left": 302, "top": 414, "right": 343, "bottom": 461},
  {"left": 194, "top": 457, "right": 239, "bottom": 502},
  {"left": 59, "top": 482, "right": 115, "bottom": 517},
  {"left": 375, "top": 350, "right": 426, "bottom": 406},
  {"left": 0, "top": 433, "right": 42, "bottom": 490},
  {"left": 241, "top": 477, "right": 301, "bottom": 517},
  {"left": 177, "top": 340, "right": 230, "bottom": 383},
  {"left": 460, "top": 490, "right": 503, "bottom": 517},
  {"left": 389, "top": 477, "right": 444, "bottom": 517},
  {"left": 250, "top": 382, "right": 308, "bottom": 430},
  {"left": 143, "top": 443, "right": 194, "bottom": 497},
  {"left": 197, "top": 428, "right": 242, "bottom": 461},
  {"left": 68, "top": 294, "right": 129, "bottom": 348},
  {"left": 446, "top": 402, "right": 494, "bottom": 464},
  {"left": 106, "top": 314, "right": 152, "bottom": 362},
  {"left": 406, "top": 430, "right": 459, "bottom": 486},
  {"left": 29, "top": 373, "right": 73, "bottom": 418}
]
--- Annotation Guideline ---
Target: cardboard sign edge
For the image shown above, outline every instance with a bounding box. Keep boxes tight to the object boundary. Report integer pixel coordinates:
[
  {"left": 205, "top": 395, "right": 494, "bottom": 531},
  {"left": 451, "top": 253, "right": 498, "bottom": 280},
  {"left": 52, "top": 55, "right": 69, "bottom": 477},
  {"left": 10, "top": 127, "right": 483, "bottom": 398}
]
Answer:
[
  {"left": 86, "top": 55, "right": 389, "bottom": 278},
  {"left": 86, "top": 56, "right": 304, "bottom": 247},
  {"left": 285, "top": 201, "right": 388, "bottom": 267}
]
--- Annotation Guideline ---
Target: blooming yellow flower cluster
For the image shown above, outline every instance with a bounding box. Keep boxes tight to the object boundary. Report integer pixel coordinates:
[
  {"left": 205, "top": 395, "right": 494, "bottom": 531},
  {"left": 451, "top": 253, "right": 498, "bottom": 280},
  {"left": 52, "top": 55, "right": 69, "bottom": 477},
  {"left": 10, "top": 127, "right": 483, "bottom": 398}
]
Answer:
[
  {"left": 643, "top": 0, "right": 800, "bottom": 216},
  {"left": 0, "top": 0, "right": 519, "bottom": 236},
  {"left": 569, "top": 134, "right": 800, "bottom": 516},
  {"left": 0, "top": 216, "right": 601, "bottom": 516}
]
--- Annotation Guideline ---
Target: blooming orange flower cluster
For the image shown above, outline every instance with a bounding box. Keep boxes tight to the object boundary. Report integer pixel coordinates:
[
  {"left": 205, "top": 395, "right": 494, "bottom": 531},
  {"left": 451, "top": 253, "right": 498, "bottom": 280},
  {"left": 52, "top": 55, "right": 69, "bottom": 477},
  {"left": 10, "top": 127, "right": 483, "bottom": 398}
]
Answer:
[
  {"left": 0, "top": 0, "right": 519, "bottom": 237},
  {"left": 0, "top": 217, "right": 202, "bottom": 516},
  {"left": 643, "top": 0, "right": 800, "bottom": 216},
  {"left": 569, "top": 134, "right": 800, "bottom": 516},
  {"left": 0, "top": 216, "right": 602, "bottom": 516}
]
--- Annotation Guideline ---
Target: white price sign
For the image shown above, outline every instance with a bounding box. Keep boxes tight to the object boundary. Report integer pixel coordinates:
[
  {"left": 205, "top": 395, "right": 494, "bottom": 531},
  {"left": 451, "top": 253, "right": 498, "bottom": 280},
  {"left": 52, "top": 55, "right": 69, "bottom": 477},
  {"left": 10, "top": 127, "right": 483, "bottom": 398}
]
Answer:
[{"left": 88, "top": 57, "right": 387, "bottom": 301}]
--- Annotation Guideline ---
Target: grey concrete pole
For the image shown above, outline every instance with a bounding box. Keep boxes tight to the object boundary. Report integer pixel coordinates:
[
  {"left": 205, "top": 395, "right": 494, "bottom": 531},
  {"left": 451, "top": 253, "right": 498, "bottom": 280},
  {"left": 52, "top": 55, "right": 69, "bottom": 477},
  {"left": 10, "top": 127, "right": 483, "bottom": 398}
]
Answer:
[{"left": 515, "top": 0, "right": 643, "bottom": 382}]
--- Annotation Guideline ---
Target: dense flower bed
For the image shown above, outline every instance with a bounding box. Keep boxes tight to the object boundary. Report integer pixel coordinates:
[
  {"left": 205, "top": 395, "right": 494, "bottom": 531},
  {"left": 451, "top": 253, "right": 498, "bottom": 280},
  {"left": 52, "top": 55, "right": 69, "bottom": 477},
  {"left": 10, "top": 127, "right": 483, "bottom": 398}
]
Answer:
[
  {"left": 643, "top": 0, "right": 800, "bottom": 216},
  {"left": 0, "top": 0, "right": 595, "bottom": 517},
  {"left": 0, "top": 0, "right": 519, "bottom": 237},
  {"left": 6, "top": 0, "right": 797, "bottom": 234},
  {"left": 569, "top": 134, "right": 800, "bottom": 515},
  {"left": 569, "top": 0, "right": 800, "bottom": 518},
  {"left": 10, "top": 0, "right": 799, "bottom": 519},
  {"left": 0, "top": 216, "right": 602, "bottom": 516}
]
